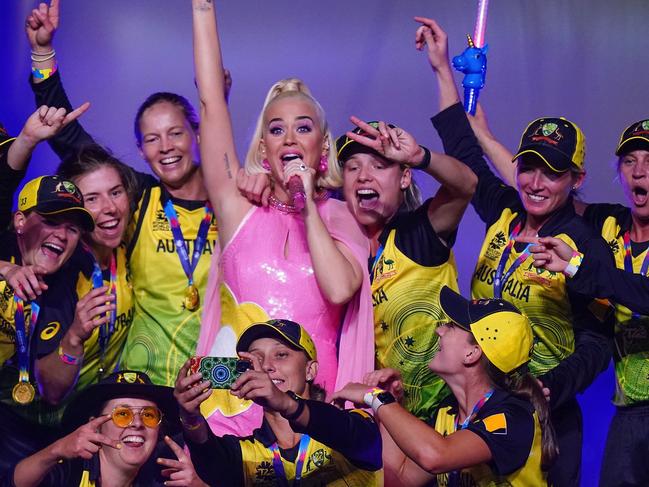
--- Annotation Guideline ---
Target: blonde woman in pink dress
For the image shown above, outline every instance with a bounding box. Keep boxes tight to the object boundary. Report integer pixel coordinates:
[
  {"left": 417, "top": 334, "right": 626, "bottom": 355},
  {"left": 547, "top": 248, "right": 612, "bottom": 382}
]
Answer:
[{"left": 190, "top": 0, "right": 373, "bottom": 436}]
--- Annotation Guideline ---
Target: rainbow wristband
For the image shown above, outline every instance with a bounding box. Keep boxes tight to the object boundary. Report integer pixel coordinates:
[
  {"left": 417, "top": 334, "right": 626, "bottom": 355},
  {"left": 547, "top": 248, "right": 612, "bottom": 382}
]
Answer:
[
  {"left": 58, "top": 343, "right": 81, "bottom": 365},
  {"left": 563, "top": 251, "right": 584, "bottom": 278},
  {"left": 32, "top": 63, "right": 58, "bottom": 80}
]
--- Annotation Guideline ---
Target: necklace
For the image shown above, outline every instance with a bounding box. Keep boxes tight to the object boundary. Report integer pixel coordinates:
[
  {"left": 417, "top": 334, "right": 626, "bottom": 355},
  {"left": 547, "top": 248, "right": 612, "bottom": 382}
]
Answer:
[{"left": 268, "top": 191, "right": 330, "bottom": 214}]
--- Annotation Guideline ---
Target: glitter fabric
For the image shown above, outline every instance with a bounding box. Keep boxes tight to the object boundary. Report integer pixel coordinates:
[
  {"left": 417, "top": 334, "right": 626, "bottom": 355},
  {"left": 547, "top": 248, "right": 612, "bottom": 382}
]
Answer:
[
  {"left": 198, "top": 198, "right": 375, "bottom": 436},
  {"left": 220, "top": 204, "right": 344, "bottom": 391}
]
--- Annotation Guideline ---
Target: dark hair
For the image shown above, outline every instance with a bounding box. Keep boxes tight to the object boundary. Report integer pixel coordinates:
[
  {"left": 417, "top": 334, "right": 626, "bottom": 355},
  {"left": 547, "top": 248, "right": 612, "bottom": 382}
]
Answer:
[
  {"left": 308, "top": 382, "right": 326, "bottom": 402},
  {"left": 133, "top": 92, "right": 199, "bottom": 147},
  {"left": 57, "top": 144, "right": 138, "bottom": 213},
  {"left": 483, "top": 358, "right": 558, "bottom": 471}
]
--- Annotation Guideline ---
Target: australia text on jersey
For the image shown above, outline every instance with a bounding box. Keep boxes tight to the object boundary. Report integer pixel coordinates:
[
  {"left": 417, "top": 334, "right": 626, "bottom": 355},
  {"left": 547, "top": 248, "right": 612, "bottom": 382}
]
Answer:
[{"left": 155, "top": 238, "right": 218, "bottom": 255}]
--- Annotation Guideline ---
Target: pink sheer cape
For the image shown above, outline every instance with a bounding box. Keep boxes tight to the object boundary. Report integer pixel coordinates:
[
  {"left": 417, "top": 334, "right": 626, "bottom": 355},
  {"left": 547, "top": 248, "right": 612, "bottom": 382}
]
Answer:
[{"left": 197, "top": 199, "right": 374, "bottom": 436}]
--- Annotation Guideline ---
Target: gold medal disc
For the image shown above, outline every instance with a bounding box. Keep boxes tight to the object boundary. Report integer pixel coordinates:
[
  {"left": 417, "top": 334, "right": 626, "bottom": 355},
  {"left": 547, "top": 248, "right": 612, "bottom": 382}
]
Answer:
[
  {"left": 184, "top": 284, "right": 200, "bottom": 312},
  {"left": 12, "top": 381, "right": 35, "bottom": 405}
]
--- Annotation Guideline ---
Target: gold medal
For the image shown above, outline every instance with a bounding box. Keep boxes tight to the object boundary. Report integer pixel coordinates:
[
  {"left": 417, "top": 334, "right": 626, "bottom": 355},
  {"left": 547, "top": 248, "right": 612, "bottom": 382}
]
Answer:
[
  {"left": 184, "top": 284, "right": 200, "bottom": 312},
  {"left": 12, "top": 381, "right": 35, "bottom": 405}
]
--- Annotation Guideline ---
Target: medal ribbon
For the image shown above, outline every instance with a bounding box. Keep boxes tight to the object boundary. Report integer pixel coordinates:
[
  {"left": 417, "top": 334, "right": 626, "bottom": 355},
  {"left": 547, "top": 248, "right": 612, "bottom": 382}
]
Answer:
[
  {"left": 622, "top": 231, "right": 649, "bottom": 319},
  {"left": 92, "top": 251, "right": 118, "bottom": 377},
  {"left": 493, "top": 222, "right": 533, "bottom": 298},
  {"left": 14, "top": 296, "right": 40, "bottom": 383},
  {"left": 370, "top": 243, "right": 385, "bottom": 284},
  {"left": 163, "top": 199, "right": 214, "bottom": 288},
  {"left": 269, "top": 434, "right": 310, "bottom": 487},
  {"left": 448, "top": 389, "right": 494, "bottom": 487}
]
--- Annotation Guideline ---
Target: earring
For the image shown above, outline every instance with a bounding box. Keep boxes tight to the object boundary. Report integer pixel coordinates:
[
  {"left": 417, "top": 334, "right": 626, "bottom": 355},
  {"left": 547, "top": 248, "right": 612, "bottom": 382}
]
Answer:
[
  {"left": 318, "top": 155, "right": 328, "bottom": 173},
  {"left": 261, "top": 158, "right": 271, "bottom": 171},
  {"left": 571, "top": 185, "right": 577, "bottom": 191}
]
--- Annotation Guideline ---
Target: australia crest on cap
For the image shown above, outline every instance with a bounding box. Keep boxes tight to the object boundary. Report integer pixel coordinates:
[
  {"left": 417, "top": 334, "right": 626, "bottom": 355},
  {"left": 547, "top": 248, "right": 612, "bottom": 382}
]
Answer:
[
  {"left": 54, "top": 179, "right": 82, "bottom": 203},
  {"left": 531, "top": 121, "right": 564, "bottom": 146}
]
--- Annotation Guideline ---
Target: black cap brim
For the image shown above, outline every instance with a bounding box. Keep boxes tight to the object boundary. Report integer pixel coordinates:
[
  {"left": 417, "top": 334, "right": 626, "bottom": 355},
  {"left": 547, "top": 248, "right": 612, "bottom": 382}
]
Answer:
[
  {"left": 616, "top": 137, "right": 649, "bottom": 156},
  {"left": 513, "top": 145, "right": 573, "bottom": 172},
  {"left": 439, "top": 286, "right": 472, "bottom": 332},
  {"left": 337, "top": 143, "right": 383, "bottom": 165},
  {"left": 237, "top": 323, "right": 306, "bottom": 357},
  {"left": 36, "top": 205, "right": 95, "bottom": 232}
]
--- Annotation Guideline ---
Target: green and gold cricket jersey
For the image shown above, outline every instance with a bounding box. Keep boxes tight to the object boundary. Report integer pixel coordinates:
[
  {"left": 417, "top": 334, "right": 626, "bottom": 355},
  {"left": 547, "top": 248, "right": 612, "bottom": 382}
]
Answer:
[
  {"left": 472, "top": 208, "right": 581, "bottom": 376},
  {"left": 73, "top": 245, "right": 133, "bottom": 389},
  {"left": 584, "top": 203, "right": 649, "bottom": 406},
  {"left": 431, "top": 102, "right": 613, "bottom": 406},
  {"left": 121, "top": 186, "right": 217, "bottom": 386},
  {"left": 371, "top": 202, "right": 456, "bottom": 419}
]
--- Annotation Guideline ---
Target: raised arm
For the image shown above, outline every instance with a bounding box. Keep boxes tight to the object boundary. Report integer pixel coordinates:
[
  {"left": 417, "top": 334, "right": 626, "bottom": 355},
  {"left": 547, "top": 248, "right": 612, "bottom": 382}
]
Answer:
[
  {"left": 467, "top": 104, "right": 517, "bottom": 186},
  {"left": 192, "top": 0, "right": 249, "bottom": 244},
  {"left": 414, "top": 17, "right": 459, "bottom": 112},
  {"left": 344, "top": 117, "right": 476, "bottom": 241},
  {"left": 419, "top": 17, "right": 521, "bottom": 227},
  {"left": 26, "top": 0, "right": 96, "bottom": 161},
  {"left": 0, "top": 105, "right": 88, "bottom": 231},
  {"left": 7, "top": 104, "right": 89, "bottom": 173}
]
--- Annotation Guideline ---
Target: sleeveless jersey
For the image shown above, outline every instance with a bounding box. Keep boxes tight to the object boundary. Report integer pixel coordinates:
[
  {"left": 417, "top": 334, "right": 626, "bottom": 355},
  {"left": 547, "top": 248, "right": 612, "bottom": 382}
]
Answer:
[
  {"left": 121, "top": 186, "right": 217, "bottom": 385},
  {"left": 372, "top": 221, "right": 456, "bottom": 419}
]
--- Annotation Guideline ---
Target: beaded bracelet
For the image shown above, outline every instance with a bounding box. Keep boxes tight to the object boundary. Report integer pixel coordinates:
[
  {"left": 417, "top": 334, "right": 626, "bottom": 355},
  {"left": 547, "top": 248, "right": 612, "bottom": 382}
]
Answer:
[
  {"left": 31, "top": 51, "right": 56, "bottom": 62},
  {"left": 58, "top": 343, "right": 81, "bottom": 365},
  {"left": 30, "top": 49, "right": 55, "bottom": 57}
]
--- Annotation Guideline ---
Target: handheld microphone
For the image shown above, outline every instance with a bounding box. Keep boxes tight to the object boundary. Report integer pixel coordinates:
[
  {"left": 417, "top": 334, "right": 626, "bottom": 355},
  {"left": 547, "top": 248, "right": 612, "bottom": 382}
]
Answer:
[{"left": 288, "top": 176, "right": 306, "bottom": 211}]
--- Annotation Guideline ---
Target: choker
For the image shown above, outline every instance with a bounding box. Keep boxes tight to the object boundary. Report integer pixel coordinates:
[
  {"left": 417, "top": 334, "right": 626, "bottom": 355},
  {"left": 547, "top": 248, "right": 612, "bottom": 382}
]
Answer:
[{"left": 268, "top": 191, "right": 331, "bottom": 214}]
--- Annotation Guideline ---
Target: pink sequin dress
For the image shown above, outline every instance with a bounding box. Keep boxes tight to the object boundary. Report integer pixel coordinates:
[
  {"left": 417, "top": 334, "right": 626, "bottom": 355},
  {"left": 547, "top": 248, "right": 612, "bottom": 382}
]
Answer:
[{"left": 198, "top": 198, "right": 374, "bottom": 436}]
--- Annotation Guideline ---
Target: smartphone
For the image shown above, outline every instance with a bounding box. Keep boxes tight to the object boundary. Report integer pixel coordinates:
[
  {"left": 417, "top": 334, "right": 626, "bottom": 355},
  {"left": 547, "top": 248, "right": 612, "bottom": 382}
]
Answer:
[{"left": 189, "top": 356, "right": 252, "bottom": 389}]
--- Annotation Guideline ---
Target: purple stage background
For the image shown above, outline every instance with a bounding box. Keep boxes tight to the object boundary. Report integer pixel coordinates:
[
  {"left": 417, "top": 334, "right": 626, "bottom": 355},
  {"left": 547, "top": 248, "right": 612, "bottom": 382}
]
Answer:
[{"left": 2, "top": 1, "right": 649, "bottom": 484}]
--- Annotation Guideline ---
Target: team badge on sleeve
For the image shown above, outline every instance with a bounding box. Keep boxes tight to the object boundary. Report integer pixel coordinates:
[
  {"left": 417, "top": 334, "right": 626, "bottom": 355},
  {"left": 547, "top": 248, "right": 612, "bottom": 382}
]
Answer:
[{"left": 481, "top": 413, "right": 507, "bottom": 434}]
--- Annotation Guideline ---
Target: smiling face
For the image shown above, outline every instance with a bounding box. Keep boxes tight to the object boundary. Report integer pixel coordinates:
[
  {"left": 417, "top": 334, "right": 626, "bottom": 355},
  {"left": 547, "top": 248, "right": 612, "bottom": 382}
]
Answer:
[
  {"left": 98, "top": 397, "right": 160, "bottom": 470},
  {"left": 14, "top": 212, "right": 81, "bottom": 274},
  {"left": 515, "top": 154, "right": 583, "bottom": 223},
  {"left": 74, "top": 166, "right": 129, "bottom": 251},
  {"left": 429, "top": 322, "right": 477, "bottom": 378},
  {"left": 259, "top": 95, "right": 327, "bottom": 190},
  {"left": 618, "top": 149, "right": 649, "bottom": 222},
  {"left": 138, "top": 101, "right": 200, "bottom": 190},
  {"left": 342, "top": 151, "right": 410, "bottom": 233},
  {"left": 247, "top": 337, "right": 317, "bottom": 398}
]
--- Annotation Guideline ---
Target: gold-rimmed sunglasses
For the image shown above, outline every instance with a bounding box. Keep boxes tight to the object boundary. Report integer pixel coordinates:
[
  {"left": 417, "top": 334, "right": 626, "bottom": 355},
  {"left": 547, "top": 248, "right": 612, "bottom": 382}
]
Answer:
[{"left": 109, "top": 406, "right": 163, "bottom": 429}]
